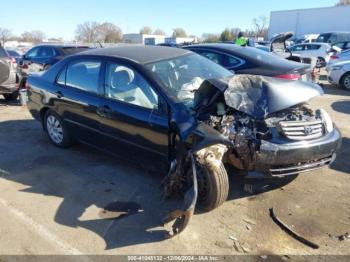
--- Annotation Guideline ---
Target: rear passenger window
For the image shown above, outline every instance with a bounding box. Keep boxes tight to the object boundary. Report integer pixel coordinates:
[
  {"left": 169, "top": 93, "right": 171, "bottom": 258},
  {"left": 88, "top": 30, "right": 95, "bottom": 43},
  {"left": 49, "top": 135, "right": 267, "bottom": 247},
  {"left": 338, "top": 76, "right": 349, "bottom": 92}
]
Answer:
[
  {"left": 200, "top": 51, "right": 224, "bottom": 65},
  {"left": 226, "top": 55, "right": 241, "bottom": 68},
  {"left": 66, "top": 60, "right": 101, "bottom": 93}
]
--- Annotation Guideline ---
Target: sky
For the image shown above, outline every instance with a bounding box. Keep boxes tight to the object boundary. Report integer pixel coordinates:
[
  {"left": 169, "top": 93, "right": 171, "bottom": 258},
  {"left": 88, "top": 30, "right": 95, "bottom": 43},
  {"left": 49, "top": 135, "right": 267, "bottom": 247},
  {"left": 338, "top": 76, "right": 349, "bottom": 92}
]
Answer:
[{"left": 0, "top": 0, "right": 338, "bottom": 40}]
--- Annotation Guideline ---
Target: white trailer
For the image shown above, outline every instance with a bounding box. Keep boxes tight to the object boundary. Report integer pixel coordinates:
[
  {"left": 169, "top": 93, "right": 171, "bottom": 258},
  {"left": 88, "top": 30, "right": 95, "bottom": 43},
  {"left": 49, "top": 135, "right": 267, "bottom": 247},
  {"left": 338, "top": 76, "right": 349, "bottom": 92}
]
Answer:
[{"left": 268, "top": 5, "right": 350, "bottom": 40}]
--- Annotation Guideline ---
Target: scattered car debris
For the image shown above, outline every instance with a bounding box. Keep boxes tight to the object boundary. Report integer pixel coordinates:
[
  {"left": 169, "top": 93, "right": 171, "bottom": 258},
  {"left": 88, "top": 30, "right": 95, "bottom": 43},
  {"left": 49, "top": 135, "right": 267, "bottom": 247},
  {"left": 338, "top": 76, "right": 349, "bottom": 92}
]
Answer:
[
  {"left": 243, "top": 217, "right": 257, "bottom": 225},
  {"left": 338, "top": 232, "right": 350, "bottom": 241},
  {"left": 269, "top": 208, "right": 319, "bottom": 249},
  {"left": 328, "top": 232, "right": 350, "bottom": 241},
  {"left": 229, "top": 235, "right": 238, "bottom": 241}
]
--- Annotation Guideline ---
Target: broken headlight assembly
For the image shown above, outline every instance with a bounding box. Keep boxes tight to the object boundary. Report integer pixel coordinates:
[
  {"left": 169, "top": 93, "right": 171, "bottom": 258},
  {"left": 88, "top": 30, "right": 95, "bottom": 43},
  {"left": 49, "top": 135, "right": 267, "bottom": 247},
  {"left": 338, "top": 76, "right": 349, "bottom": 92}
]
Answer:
[{"left": 317, "top": 108, "right": 334, "bottom": 133}]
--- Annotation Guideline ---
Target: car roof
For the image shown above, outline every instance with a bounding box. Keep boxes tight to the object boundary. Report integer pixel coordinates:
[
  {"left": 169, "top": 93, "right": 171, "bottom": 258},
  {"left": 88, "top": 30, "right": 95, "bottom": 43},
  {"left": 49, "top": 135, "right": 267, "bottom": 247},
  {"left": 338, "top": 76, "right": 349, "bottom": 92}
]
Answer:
[{"left": 78, "top": 45, "right": 191, "bottom": 64}]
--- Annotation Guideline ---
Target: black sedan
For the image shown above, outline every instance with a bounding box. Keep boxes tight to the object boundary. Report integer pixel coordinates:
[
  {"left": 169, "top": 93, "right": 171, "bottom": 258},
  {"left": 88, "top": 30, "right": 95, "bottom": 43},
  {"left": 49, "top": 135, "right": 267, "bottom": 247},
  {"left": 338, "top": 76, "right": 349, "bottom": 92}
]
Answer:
[
  {"left": 184, "top": 43, "right": 311, "bottom": 80},
  {"left": 27, "top": 46, "right": 341, "bottom": 236}
]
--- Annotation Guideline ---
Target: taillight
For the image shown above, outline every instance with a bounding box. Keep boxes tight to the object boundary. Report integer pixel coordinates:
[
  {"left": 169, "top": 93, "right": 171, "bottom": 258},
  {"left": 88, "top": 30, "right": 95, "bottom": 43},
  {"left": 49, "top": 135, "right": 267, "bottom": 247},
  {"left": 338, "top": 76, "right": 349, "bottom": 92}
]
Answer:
[
  {"left": 330, "top": 55, "right": 339, "bottom": 60},
  {"left": 275, "top": 74, "right": 301, "bottom": 80},
  {"left": 21, "top": 64, "right": 29, "bottom": 69},
  {"left": 11, "top": 57, "right": 16, "bottom": 64}
]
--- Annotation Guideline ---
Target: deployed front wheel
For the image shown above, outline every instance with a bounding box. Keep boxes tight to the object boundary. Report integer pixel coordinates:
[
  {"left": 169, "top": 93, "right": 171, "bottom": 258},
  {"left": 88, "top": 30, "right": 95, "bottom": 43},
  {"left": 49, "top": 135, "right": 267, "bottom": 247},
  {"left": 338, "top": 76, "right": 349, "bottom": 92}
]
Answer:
[
  {"left": 196, "top": 162, "right": 229, "bottom": 212},
  {"left": 44, "top": 110, "right": 72, "bottom": 148}
]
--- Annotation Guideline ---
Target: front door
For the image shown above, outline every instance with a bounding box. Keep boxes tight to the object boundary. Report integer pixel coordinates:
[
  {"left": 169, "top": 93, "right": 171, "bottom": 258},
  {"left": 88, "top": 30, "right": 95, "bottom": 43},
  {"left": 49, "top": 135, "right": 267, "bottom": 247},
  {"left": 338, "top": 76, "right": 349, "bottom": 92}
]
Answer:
[{"left": 98, "top": 61, "right": 169, "bottom": 170}]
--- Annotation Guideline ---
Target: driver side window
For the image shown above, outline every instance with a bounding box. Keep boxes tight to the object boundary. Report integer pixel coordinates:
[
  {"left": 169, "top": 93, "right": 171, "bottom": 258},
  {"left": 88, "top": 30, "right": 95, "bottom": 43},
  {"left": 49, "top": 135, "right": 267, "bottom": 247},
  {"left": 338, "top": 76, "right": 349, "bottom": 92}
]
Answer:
[{"left": 105, "top": 62, "right": 158, "bottom": 110}]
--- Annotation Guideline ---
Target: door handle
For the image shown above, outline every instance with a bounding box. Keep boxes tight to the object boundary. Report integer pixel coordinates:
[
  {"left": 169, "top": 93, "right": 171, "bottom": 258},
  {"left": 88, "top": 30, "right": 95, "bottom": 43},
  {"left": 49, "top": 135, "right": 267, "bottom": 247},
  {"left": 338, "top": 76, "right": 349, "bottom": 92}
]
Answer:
[
  {"left": 55, "top": 91, "right": 64, "bottom": 98},
  {"left": 97, "top": 105, "right": 112, "bottom": 117}
]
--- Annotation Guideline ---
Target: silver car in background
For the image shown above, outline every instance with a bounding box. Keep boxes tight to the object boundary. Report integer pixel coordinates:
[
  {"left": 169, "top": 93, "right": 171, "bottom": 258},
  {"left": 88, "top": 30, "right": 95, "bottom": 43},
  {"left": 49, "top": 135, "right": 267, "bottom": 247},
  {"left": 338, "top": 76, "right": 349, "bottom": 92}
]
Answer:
[
  {"left": 0, "top": 45, "right": 18, "bottom": 101},
  {"left": 326, "top": 60, "right": 350, "bottom": 90}
]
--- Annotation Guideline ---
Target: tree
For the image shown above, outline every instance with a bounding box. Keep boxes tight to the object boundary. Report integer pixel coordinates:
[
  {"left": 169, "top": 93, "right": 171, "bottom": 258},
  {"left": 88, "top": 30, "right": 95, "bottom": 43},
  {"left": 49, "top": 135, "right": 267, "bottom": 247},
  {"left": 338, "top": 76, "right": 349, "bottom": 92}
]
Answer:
[
  {"left": 172, "top": 28, "right": 187, "bottom": 38},
  {"left": 336, "top": 0, "right": 350, "bottom": 5},
  {"left": 140, "top": 26, "right": 152, "bottom": 35},
  {"left": 0, "top": 27, "right": 12, "bottom": 45},
  {"left": 98, "top": 22, "right": 122, "bottom": 43},
  {"left": 230, "top": 27, "right": 241, "bottom": 40},
  {"left": 21, "top": 30, "right": 45, "bottom": 43},
  {"left": 202, "top": 33, "right": 220, "bottom": 43},
  {"left": 153, "top": 28, "right": 165, "bottom": 35},
  {"left": 75, "top": 21, "right": 100, "bottom": 42},
  {"left": 220, "top": 28, "right": 234, "bottom": 42},
  {"left": 252, "top": 16, "right": 268, "bottom": 39}
]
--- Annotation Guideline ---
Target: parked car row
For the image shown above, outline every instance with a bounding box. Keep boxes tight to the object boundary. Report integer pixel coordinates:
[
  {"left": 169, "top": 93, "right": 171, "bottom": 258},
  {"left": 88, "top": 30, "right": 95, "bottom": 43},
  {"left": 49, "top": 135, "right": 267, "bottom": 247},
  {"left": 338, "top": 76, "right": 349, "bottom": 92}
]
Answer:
[
  {"left": 1, "top": 44, "right": 91, "bottom": 101},
  {"left": 25, "top": 45, "right": 342, "bottom": 236}
]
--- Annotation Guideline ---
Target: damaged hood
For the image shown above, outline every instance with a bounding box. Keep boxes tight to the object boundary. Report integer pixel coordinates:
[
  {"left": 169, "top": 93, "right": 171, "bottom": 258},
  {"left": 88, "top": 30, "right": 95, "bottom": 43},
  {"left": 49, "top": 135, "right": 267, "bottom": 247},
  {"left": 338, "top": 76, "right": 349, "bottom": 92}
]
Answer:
[{"left": 194, "top": 75, "right": 323, "bottom": 119}]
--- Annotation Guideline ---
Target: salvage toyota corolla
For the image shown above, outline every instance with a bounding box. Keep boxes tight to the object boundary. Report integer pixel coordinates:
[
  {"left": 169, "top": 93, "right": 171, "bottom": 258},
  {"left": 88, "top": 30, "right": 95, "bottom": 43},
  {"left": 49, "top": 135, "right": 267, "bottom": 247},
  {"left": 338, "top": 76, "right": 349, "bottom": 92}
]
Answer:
[{"left": 26, "top": 46, "right": 341, "bottom": 237}]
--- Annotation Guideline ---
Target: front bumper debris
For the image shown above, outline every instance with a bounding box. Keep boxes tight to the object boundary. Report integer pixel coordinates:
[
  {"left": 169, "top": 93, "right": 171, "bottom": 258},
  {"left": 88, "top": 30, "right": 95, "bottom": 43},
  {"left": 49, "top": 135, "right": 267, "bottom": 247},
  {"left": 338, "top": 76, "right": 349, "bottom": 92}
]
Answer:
[
  {"left": 163, "top": 154, "right": 198, "bottom": 238},
  {"left": 254, "top": 127, "right": 342, "bottom": 176}
]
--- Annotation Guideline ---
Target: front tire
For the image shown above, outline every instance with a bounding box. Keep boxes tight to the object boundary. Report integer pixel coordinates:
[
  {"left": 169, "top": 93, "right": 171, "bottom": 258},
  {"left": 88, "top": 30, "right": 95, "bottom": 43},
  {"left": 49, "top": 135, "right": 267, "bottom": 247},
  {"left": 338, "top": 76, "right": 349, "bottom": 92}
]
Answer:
[
  {"left": 3, "top": 91, "right": 19, "bottom": 101},
  {"left": 44, "top": 110, "right": 72, "bottom": 148},
  {"left": 197, "top": 162, "right": 229, "bottom": 212},
  {"left": 341, "top": 73, "right": 350, "bottom": 90}
]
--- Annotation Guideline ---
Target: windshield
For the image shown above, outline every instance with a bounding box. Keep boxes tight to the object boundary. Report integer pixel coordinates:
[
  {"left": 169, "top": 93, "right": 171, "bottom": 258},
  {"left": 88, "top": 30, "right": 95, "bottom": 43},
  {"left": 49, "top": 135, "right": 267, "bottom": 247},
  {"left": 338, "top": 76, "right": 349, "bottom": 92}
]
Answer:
[{"left": 145, "top": 53, "right": 233, "bottom": 107}]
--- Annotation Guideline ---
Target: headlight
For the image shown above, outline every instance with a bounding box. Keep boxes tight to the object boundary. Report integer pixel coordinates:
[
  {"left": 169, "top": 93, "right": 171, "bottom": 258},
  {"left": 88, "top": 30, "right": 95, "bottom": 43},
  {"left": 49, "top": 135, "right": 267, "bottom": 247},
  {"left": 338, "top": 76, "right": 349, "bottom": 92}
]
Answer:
[
  {"left": 318, "top": 109, "right": 333, "bottom": 133},
  {"left": 331, "top": 65, "right": 343, "bottom": 70}
]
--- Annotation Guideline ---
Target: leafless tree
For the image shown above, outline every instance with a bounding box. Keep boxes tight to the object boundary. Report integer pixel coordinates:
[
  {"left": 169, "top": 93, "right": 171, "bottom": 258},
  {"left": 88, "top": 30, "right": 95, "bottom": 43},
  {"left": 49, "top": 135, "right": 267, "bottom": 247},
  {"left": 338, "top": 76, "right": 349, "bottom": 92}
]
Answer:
[
  {"left": 252, "top": 16, "right": 268, "bottom": 39},
  {"left": 75, "top": 21, "right": 100, "bottom": 42},
  {"left": 336, "top": 0, "right": 350, "bottom": 5},
  {"left": 140, "top": 26, "right": 152, "bottom": 35},
  {"left": 0, "top": 27, "right": 12, "bottom": 45},
  {"left": 202, "top": 33, "right": 220, "bottom": 43},
  {"left": 98, "top": 22, "right": 122, "bottom": 43},
  {"left": 153, "top": 28, "right": 165, "bottom": 35},
  {"left": 230, "top": 28, "right": 242, "bottom": 39},
  {"left": 172, "top": 28, "right": 187, "bottom": 38},
  {"left": 21, "top": 30, "right": 45, "bottom": 43}
]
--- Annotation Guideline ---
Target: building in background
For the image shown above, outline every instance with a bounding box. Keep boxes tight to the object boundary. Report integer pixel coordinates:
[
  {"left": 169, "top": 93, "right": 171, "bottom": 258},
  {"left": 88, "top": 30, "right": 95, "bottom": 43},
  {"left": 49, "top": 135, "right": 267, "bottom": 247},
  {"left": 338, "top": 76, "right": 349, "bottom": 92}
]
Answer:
[
  {"left": 268, "top": 5, "right": 350, "bottom": 40},
  {"left": 123, "top": 33, "right": 198, "bottom": 45},
  {"left": 122, "top": 34, "right": 166, "bottom": 45}
]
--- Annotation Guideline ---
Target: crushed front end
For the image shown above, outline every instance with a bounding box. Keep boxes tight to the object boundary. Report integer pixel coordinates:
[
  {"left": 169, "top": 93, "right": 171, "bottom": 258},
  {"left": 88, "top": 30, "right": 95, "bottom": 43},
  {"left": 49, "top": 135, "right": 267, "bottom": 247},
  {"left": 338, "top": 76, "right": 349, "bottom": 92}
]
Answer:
[{"left": 194, "top": 75, "right": 342, "bottom": 177}]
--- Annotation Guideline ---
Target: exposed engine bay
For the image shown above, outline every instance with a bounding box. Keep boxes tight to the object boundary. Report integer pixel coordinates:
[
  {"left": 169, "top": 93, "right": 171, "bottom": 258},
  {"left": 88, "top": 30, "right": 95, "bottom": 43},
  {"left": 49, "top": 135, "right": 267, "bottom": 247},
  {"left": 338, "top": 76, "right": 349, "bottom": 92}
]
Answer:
[{"left": 205, "top": 102, "right": 327, "bottom": 171}]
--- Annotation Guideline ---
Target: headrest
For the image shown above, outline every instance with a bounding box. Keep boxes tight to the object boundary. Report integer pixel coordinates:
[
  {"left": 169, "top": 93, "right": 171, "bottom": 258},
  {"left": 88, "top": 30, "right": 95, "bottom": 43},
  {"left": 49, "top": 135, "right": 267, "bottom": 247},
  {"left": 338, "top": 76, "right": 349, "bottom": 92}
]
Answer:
[{"left": 111, "top": 66, "right": 135, "bottom": 88}]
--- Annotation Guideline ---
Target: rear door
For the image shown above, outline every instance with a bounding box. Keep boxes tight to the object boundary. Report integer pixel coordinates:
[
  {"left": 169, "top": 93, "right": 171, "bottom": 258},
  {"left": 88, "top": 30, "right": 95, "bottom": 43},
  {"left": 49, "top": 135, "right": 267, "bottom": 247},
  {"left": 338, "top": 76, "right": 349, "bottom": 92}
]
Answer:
[
  {"left": 53, "top": 58, "right": 104, "bottom": 145},
  {"left": 98, "top": 60, "right": 169, "bottom": 168}
]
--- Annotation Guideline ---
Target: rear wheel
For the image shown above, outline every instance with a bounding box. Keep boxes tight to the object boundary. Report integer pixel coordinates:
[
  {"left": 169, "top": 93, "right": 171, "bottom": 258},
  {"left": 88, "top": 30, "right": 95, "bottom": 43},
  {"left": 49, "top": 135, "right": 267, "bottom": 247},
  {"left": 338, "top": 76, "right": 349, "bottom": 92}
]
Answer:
[
  {"left": 341, "top": 73, "right": 350, "bottom": 90},
  {"left": 196, "top": 162, "right": 229, "bottom": 212},
  {"left": 3, "top": 91, "right": 19, "bottom": 101},
  {"left": 44, "top": 110, "right": 72, "bottom": 148}
]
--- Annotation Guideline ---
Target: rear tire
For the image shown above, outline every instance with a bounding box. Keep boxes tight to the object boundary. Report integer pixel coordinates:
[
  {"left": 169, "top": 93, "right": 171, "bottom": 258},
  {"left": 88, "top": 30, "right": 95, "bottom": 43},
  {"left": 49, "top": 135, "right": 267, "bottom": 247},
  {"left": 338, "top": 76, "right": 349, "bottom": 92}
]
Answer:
[
  {"left": 44, "top": 110, "right": 72, "bottom": 148},
  {"left": 340, "top": 73, "right": 350, "bottom": 90},
  {"left": 197, "top": 162, "right": 229, "bottom": 212},
  {"left": 3, "top": 91, "right": 19, "bottom": 101}
]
